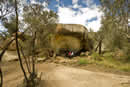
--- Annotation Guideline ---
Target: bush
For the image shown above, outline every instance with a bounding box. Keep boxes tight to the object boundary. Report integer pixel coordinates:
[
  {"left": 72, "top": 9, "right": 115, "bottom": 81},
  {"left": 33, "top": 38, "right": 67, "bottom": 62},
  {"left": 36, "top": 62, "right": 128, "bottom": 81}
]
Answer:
[
  {"left": 118, "top": 63, "right": 130, "bottom": 72},
  {"left": 97, "top": 60, "right": 117, "bottom": 68},
  {"left": 78, "top": 58, "right": 89, "bottom": 65},
  {"left": 103, "top": 52, "right": 114, "bottom": 58},
  {"left": 91, "top": 52, "right": 103, "bottom": 61}
]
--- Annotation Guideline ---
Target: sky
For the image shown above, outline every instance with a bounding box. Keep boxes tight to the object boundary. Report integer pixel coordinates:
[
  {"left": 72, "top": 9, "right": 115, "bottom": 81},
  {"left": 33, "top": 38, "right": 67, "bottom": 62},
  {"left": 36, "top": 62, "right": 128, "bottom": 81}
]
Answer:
[
  {"left": 29, "top": 0, "right": 103, "bottom": 31},
  {"left": 0, "top": 0, "right": 103, "bottom": 32}
]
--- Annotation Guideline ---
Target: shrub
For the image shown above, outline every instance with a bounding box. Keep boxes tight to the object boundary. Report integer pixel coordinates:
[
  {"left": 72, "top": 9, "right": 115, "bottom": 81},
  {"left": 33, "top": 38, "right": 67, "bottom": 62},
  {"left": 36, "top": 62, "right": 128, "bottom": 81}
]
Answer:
[
  {"left": 103, "top": 52, "right": 114, "bottom": 58},
  {"left": 119, "top": 64, "right": 130, "bottom": 72},
  {"left": 91, "top": 52, "right": 102, "bottom": 61},
  {"left": 78, "top": 58, "right": 89, "bottom": 65}
]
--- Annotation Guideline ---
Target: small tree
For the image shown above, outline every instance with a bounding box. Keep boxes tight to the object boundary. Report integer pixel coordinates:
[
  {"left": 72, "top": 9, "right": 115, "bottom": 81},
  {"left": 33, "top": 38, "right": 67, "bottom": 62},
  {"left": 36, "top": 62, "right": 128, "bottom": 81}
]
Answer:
[
  {"left": 14, "top": 0, "right": 58, "bottom": 87},
  {"left": 23, "top": 3, "right": 58, "bottom": 56}
]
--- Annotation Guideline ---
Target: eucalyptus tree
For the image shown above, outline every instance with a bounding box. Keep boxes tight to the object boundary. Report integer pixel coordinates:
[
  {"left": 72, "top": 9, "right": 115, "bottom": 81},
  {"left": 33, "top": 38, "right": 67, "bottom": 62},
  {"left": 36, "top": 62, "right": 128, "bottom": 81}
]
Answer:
[
  {"left": 0, "top": 0, "right": 40, "bottom": 86},
  {"left": 17, "top": 0, "right": 58, "bottom": 86},
  {"left": 100, "top": 0, "right": 129, "bottom": 44},
  {"left": 23, "top": 3, "right": 58, "bottom": 51},
  {"left": 1, "top": 0, "right": 58, "bottom": 86},
  {"left": 101, "top": 1, "right": 128, "bottom": 31},
  {"left": 100, "top": 0, "right": 129, "bottom": 58}
]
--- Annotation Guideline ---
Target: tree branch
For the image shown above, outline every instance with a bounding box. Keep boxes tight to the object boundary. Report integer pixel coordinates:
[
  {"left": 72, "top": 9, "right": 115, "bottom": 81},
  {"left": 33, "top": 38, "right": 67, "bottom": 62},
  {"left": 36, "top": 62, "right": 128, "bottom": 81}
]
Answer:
[{"left": 19, "top": 43, "right": 31, "bottom": 74}]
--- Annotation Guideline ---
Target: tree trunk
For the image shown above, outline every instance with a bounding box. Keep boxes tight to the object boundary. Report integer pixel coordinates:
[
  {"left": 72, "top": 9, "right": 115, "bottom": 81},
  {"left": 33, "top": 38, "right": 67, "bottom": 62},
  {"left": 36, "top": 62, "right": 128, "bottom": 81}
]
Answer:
[
  {"left": 95, "top": 43, "right": 99, "bottom": 52},
  {"left": 99, "top": 40, "right": 102, "bottom": 54},
  {"left": 95, "top": 38, "right": 103, "bottom": 54},
  {"left": 0, "top": 69, "right": 3, "bottom": 87},
  {"left": 32, "top": 32, "right": 36, "bottom": 74},
  {"left": 14, "top": 0, "right": 28, "bottom": 81}
]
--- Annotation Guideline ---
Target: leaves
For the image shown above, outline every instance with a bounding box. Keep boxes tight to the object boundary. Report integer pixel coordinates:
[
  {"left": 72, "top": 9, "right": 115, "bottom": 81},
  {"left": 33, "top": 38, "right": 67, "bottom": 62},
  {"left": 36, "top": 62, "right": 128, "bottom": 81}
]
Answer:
[
  {"left": 3, "top": 16, "right": 17, "bottom": 35},
  {"left": 99, "top": 0, "right": 129, "bottom": 53}
]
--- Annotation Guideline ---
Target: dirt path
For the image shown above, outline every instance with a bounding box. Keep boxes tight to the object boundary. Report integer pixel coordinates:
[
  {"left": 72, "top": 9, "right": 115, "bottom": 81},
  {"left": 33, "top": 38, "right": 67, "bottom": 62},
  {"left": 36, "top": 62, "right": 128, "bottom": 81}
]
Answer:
[{"left": 2, "top": 62, "right": 130, "bottom": 87}]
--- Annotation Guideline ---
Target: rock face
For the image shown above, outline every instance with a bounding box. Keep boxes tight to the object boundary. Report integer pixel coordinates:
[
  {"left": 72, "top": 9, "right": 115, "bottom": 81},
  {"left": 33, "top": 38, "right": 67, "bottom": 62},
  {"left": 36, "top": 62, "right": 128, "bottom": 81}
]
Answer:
[
  {"left": 56, "top": 24, "right": 88, "bottom": 34},
  {"left": 50, "top": 34, "right": 81, "bottom": 55},
  {"left": 1, "top": 51, "right": 18, "bottom": 61},
  {"left": 0, "top": 24, "right": 92, "bottom": 58},
  {"left": 50, "top": 24, "right": 91, "bottom": 56}
]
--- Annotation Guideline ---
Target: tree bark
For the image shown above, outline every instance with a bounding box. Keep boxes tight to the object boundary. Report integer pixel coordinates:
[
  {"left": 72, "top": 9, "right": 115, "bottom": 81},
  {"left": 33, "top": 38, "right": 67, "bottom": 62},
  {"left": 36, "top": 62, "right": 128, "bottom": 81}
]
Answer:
[
  {"left": 0, "top": 68, "right": 3, "bottom": 87},
  {"left": 32, "top": 32, "right": 36, "bottom": 74},
  {"left": 15, "top": 0, "right": 28, "bottom": 81},
  {"left": 95, "top": 38, "right": 103, "bottom": 55},
  {"left": 99, "top": 40, "right": 102, "bottom": 54}
]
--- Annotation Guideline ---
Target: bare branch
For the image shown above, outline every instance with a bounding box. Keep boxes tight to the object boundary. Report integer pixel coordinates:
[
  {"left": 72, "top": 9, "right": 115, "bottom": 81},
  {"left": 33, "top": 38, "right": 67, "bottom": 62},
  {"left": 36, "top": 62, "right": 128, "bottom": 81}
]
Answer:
[{"left": 19, "top": 43, "right": 31, "bottom": 74}]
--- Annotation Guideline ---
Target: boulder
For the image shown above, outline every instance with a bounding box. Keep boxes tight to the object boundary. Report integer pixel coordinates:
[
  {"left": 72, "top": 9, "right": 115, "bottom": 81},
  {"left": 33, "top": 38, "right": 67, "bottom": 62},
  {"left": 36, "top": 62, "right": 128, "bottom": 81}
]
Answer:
[
  {"left": 37, "top": 57, "right": 46, "bottom": 62},
  {"left": 2, "top": 51, "right": 18, "bottom": 62},
  {"left": 80, "top": 52, "right": 89, "bottom": 56}
]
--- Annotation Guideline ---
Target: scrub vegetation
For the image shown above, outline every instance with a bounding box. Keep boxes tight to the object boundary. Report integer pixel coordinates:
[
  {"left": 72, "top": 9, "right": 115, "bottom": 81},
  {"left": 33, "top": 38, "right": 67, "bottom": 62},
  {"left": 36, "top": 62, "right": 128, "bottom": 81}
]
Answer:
[{"left": 0, "top": 0, "right": 129, "bottom": 87}]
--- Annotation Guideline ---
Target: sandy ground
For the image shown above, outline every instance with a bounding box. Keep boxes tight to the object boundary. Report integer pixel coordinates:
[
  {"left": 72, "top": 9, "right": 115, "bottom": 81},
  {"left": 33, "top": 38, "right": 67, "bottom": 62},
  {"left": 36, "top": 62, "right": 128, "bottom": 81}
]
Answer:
[{"left": 1, "top": 62, "right": 130, "bottom": 87}]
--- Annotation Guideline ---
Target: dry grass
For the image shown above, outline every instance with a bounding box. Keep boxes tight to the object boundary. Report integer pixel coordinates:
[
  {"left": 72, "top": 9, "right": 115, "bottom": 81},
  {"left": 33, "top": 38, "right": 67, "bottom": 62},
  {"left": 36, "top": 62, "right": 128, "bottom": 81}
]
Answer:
[{"left": 77, "top": 52, "right": 130, "bottom": 72}]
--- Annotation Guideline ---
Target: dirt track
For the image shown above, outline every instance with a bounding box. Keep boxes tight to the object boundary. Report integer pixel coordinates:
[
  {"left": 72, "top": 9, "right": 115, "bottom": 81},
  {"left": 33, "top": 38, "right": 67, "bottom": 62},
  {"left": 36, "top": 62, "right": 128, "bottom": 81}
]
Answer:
[{"left": 2, "top": 62, "right": 130, "bottom": 87}]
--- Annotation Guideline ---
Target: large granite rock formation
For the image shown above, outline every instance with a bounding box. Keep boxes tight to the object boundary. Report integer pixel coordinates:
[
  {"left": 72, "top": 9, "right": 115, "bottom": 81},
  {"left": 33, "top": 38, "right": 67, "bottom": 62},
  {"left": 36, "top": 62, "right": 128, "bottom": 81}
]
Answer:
[
  {"left": 56, "top": 24, "right": 88, "bottom": 34},
  {"left": 50, "top": 24, "right": 92, "bottom": 56}
]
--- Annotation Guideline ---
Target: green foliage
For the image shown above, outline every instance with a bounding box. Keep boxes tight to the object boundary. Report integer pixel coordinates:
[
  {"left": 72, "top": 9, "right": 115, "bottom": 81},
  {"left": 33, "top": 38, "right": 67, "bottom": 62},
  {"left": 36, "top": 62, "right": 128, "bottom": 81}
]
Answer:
[
  {"left": 91, "top": 52, "right": 103, "bottom": 61},
  {"left": 99, "top": 0, "right": 129, "bottom": 60},
  {"left": 120, "top": 65, "right": 130, "bottom": 72},
  {"left": 93, "top": 51, "right": 130, "bottom": 72},
  {"left": 122, "top": 42, "right": 130, "bottom": 61},
  {"left": 78, "top": 58, "right": 89, "bottom": 65},
  {"left": 3, "top": 16, "right": 17, "bottom": 36},
  {"left": 19, "top": 37, "right": 32, "bottom": 56},
  {"left": 23, "top": 4, "right": 58, "bottom": 51}
]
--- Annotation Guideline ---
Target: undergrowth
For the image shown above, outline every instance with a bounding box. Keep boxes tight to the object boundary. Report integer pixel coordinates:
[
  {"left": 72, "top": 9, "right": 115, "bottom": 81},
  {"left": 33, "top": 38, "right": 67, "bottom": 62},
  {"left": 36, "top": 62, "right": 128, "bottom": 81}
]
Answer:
[{"left": 77, "top": 52, "right": 130, "bottom": 72}]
